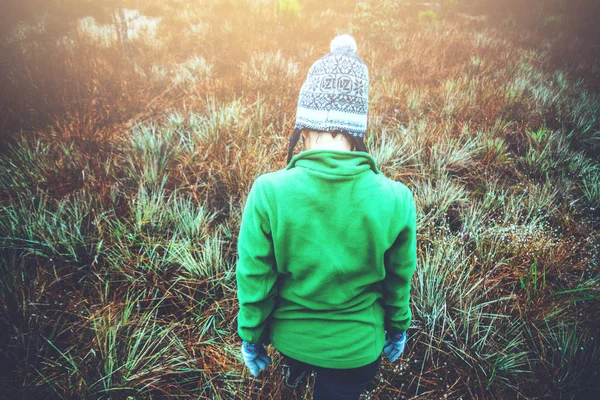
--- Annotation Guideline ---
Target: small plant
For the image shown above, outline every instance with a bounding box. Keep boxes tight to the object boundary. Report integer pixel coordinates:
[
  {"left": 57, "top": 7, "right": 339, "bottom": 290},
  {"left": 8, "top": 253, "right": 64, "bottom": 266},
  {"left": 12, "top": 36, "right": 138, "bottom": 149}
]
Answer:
[
  {"left": 418, "top": 9, "right": 437, "bottom": 24},
  {"left": 519, "top": 259, "right": 546, "bottom": 305},
  {"left": 122, "top": 123, "right": 180, "bottom": 187},
  {"left": 172, "top": 56, "right": 213, "bottom": 87},
  {"left": 0, "top": 190, "right": 100, "bottom": 264},
  {"left": 543, "top": 15, "right": 562, "bottom": 29},
  {"left": 582, "top": 170, "right": 600, "bottom": 209},
  {"left": 528, "top": 127, "right": 550, "bottom": 142},
  {"left": 535, "top": 321, "right": 600, "bottom": 395},
  {"left": 276, "top": 0, "right": 301, "bottom": 22},
  {"left": 240, "top": 51, "right": 300, "bottom": 93},
  {"left": 469, "top": 56, "right": 483, "bottom": 74},
  {"left": 412, "top": 174, "right": 468, "bottom": 229},
  {"left": 502, "top": 15, "right": 517, "bottom": 28}
]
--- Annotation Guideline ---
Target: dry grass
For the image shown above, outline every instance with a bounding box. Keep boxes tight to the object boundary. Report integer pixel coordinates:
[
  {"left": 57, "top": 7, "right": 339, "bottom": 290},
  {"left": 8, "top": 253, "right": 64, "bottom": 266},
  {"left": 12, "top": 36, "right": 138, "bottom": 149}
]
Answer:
[{"left": 1, "top": 0, "right": 599, "bottom": 399}]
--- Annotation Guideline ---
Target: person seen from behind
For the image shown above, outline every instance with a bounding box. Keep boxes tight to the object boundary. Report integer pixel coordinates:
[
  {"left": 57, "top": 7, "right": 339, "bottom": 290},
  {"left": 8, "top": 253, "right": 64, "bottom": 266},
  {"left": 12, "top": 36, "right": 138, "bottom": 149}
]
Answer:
[{"left": 236, "top": 34, "right": 418, "bottom": 400}]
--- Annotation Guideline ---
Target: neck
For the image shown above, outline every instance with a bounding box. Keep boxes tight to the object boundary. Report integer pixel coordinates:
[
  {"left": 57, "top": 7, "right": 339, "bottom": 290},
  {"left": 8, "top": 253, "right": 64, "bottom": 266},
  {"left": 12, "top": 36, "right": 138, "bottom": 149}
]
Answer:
[{"left": 302, "top": 130, "right": 353, "bottom": 151}]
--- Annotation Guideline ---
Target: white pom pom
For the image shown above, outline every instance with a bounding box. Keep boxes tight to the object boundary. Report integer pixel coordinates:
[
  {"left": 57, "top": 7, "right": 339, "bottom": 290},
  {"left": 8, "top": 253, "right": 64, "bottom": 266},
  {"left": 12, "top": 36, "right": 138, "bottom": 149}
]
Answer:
[{"left": 330, "top": 34, "right": 357, "bottom": 54}]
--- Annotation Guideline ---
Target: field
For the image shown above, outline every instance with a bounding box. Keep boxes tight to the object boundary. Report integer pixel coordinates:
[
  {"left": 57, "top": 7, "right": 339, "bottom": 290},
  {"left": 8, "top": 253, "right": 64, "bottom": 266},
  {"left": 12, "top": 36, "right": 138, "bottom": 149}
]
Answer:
[{"left": 1, "top": 0, "right": 599, "bottom": 398}]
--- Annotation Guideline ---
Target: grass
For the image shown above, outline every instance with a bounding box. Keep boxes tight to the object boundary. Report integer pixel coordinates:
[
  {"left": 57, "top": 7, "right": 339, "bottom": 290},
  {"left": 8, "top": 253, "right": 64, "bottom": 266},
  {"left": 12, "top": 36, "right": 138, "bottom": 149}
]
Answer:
[{"left": 1, "top": 0, "right": 599, "bottom": 399}]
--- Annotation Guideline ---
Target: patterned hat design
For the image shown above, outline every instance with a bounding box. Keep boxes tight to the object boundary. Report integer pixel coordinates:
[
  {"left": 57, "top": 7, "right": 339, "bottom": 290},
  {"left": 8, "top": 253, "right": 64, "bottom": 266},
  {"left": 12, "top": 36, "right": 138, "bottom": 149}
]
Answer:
[
  {"left": 294, "top": 34, "right": 369, "bottom": 137},
  {"left": 286, "top": 34, "right": 369, "bottom": 164}
]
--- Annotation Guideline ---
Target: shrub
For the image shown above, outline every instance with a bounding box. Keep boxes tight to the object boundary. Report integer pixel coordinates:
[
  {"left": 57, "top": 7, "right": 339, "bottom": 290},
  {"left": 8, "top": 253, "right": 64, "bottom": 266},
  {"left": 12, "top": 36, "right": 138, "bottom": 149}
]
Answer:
[
  {"left": 277, "top": 0, "right": 301, "bottom": 22},
  {"left": 418, "top": 10, "right": 438, "bottom": 24}
]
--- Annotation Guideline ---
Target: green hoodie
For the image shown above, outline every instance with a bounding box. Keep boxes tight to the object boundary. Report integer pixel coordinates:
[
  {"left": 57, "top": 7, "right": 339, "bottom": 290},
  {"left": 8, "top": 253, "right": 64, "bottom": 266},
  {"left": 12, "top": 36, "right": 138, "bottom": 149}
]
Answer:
[{"left": 236, "top": 149, "right": 417, "bottom": 369}]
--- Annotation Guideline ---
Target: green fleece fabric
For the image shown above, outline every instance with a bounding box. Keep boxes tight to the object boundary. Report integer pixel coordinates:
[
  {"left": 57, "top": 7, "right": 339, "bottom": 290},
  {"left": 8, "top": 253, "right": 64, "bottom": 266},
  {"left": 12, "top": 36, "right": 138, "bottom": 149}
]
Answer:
[{"left": 236, "top": 149, "right": 417, "bottom": 369}]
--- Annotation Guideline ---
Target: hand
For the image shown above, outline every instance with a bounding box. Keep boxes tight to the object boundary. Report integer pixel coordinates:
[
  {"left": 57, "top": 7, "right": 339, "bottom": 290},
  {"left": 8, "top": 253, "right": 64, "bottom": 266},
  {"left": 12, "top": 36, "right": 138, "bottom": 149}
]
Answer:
[
  {"left": 383, "top": 331, "right": 407, "bottom": 363},
  {"left": 241, "top": 341, "right": 271, "bottom": 377}
]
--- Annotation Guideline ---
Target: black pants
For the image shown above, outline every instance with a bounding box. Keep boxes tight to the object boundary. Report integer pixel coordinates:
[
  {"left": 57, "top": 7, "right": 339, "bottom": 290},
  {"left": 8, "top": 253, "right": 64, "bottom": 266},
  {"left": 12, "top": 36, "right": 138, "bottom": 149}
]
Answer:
[{"left": 282, "top": 354, "right": 382, "bottom": 400}]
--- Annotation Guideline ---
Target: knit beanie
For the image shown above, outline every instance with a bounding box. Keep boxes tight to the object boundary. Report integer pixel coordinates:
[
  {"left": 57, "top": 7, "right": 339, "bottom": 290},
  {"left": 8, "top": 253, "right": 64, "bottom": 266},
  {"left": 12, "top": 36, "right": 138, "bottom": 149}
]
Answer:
[{"left": 287, "top": 34, "right": 369, "bottom": 164}]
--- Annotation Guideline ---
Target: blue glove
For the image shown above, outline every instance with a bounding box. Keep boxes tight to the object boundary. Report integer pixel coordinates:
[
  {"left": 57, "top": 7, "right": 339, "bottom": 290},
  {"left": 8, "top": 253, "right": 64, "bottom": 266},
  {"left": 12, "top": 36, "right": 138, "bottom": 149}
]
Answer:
[
  {"left": 241, "top": 341, "right": 271, "bottom": 377},
  {"left": 383, "top": 331, "right": 407, "bottom": 363}
]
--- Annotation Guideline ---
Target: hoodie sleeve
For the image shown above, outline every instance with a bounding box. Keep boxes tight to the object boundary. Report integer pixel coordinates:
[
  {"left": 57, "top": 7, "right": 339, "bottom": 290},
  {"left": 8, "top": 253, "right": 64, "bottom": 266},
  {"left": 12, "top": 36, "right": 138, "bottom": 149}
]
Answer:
[
  {"left": 383, "top": 188, "right": 417, "bottom": 335},
  {"left": 236, "top": 176, "right": 278, "bottom": 344}
]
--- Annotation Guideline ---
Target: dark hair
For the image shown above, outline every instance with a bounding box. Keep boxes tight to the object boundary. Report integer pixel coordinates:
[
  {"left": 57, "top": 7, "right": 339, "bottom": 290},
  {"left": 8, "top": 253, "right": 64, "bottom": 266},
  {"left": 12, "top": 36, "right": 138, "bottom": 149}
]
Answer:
[{"left": 286, "top": 129, "right": 369, "bottom": 165}]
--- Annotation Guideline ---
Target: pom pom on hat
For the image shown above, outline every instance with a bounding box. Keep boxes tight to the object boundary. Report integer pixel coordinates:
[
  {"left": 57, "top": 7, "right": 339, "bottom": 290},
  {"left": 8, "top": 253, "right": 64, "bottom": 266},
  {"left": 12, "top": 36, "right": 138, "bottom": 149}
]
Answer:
[{"left": 330, "top": 34, "right": 357, "bottom": 54}]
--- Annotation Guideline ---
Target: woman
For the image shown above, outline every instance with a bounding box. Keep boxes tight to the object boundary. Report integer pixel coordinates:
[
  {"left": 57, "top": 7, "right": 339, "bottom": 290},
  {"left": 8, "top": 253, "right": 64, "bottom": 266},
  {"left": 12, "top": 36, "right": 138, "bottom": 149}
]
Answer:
[{"left": 236, "top": 34, "right": 417, "bottom": 400}]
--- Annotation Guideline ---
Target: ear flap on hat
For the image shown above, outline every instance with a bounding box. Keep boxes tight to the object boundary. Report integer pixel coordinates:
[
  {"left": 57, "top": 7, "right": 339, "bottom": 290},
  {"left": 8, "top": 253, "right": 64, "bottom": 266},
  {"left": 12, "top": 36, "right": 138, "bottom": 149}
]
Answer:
[{"left": 286, "top": 128, "right": 302, "bottom": 165}]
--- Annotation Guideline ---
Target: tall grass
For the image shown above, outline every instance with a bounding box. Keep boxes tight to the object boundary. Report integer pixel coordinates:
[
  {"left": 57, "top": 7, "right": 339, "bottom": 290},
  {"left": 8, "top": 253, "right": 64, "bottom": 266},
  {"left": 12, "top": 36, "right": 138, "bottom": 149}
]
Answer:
[
  {"left": 0, "top": 190, "right": 100, "bottom": 264},
  {"left": 35, "top": 290, "right": 203, "bottom": 398}
]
